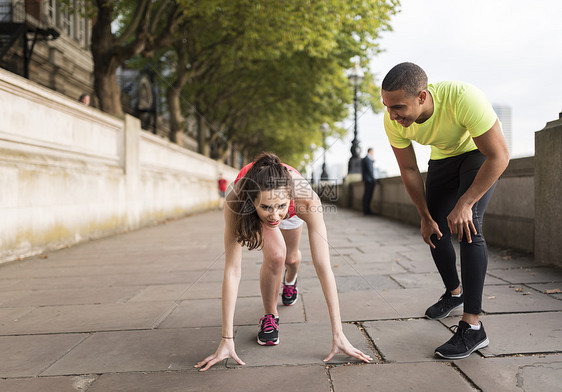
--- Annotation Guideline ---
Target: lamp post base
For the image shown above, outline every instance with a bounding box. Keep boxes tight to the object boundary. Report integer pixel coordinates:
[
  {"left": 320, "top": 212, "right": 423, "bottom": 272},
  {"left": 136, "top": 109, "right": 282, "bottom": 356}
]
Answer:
[{"left": 348, "top": 157, "right": 362, "bottom": 175}]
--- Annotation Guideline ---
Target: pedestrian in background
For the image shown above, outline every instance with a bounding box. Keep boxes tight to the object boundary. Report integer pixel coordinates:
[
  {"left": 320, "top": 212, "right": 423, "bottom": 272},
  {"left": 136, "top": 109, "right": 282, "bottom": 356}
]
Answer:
[
  {"left": 218, "top": 173, "right": 227, "bottom": 209},
  {"left": 78, "top": 93, "right": 90, "bottom": 106},
  {"left": 361, "top": 147, "right": 376, "bottom": 215}
]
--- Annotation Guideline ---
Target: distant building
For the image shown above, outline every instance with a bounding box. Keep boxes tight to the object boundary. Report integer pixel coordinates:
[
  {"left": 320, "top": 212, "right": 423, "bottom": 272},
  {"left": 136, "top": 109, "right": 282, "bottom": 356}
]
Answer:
[
  {"left": 493, "top": 104, "right": 513, "bottom": 155},
  {"left": 0, "top": 0, "right": 93, "bottom": 103}
]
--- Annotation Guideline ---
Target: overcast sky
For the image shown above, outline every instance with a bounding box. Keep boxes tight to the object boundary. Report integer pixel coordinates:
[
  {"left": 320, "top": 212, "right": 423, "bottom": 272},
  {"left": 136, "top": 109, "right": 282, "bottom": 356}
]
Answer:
[{"left": 319, "top": 0, "right": 562, "bottom": 178}]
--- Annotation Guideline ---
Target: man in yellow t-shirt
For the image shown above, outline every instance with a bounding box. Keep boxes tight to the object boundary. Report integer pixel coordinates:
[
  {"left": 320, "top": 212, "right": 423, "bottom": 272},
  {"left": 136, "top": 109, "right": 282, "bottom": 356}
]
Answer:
[{"left": 381, "top": 62, "right": 509, "bottom": 360}]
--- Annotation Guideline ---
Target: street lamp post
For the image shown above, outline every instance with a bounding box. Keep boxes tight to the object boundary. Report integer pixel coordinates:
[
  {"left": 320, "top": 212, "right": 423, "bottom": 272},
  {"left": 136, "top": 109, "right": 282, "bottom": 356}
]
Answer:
[
  {"left": 320, "top": 123, "right": 329, "bottom": 180},
  {"left": 309, "top": 143, "right": 316, "bottom": 184},
  {"left": 348, "top": 63, "right": 364, "bottom": 174}
]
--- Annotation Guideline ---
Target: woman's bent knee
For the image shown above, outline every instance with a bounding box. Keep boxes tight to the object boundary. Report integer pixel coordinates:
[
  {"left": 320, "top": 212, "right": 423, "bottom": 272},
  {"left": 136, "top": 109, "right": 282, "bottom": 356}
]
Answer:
[{"left": 263, "top": 252, "right": 286, "bottom": 271}]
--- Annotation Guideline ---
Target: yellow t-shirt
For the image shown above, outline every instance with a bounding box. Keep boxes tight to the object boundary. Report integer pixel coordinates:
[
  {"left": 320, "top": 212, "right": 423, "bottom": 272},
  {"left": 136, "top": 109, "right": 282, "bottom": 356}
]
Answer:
[{"left": 384, "top": 81, "right": 498, "bottom": 160}]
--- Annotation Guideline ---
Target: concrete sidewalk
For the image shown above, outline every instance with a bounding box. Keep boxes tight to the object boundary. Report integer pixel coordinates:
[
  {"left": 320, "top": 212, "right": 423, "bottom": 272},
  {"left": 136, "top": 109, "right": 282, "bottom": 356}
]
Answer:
[{"left": 1, "top": 208, "right": 561, "bottom": 391}]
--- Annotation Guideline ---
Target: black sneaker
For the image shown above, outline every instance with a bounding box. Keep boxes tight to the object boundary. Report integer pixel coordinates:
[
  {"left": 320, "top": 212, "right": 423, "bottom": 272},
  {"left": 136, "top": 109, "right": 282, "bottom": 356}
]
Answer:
[
  {"left": 257, "top": 314, "right": 279, "bottom": 346},
  {"left": 282, "top": 278, "right": 298, "bottom": 306},
  {"left": 435, "top": 321, "right": 489, "bottom": 359},
  {"left": 425, "top": 291, "right": 463, "bottom": 320}
]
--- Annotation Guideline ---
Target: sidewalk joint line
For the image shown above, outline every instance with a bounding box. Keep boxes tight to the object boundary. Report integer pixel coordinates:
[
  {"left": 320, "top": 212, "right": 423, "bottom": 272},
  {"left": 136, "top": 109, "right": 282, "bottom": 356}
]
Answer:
[{"left": 149, "top": 242, "right": 236, "bottom": 329}]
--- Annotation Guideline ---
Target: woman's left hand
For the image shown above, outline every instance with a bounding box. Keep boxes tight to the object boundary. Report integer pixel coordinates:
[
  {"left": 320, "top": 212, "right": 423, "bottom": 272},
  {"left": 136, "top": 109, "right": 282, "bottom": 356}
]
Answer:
[{"left": 323, "top": 333, "right": 373, "bottom": 363}]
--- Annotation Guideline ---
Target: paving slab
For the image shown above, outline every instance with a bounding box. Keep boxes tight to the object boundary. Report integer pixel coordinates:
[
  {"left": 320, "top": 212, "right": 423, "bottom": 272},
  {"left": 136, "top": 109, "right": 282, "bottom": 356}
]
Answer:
[
  {"left": 0, "top": 275, "right": 118, "bottom": 290},
  {"left": 525, "top": 282, "right": 562, "bottom": 298},
  {"left": 389, "top": 272, "right": 445, "bottom": 289},
  {"left": 330, "top": 362, "right": 475, "bottom": 392},
  {"left": 227, "top": 322, "right": 376, "bottom": 367},
  {"left": 303, "top": 288, "right": 459, "bottom": 322},
  {"left": 351, "top": 248, "right": 410, "bottom": 264},
  {"left": 0, "top": 278, "right": 22, "bottom": 291},
  {"left": 42, "top": 327, "right": 222, "bottom": 376},
  {"left": 482, "top": 284, "right": 562, "bottom": 313},
  {"left": 335, "top": 275, "right": 402, "bottom": 292},
  {"left": 363, "top": 319, "right": 455, "bottom": 362},
  {"left": 158, "top": 296, "right": 305, "bottom": 329},
  {"left": 303, "top": 291, "right": 405, "bottom": 322},
  {"left": 0, "top": 375, "right": 98, "bottom": 392},
  {"left": 0, "top": 333, "right": 88, "bottom": 377},
  {"left": 87, "top": 366, "right": 330, "bottom": 392},
  {"left": 488, "top": 249, "right": 537, "bottom": 269},
  {"left": 0, "top": 263, "right": 172, "bottom": 279},
  {"left": 396, "top": 254, "right": 439, "bottom": 274},
  {"left": 0, "top": 302, "right": 172, "bottom": 335},
  {"left": 0, "top": 286, "right": 144, "bottom": 307},
  {"left": 442, "top": 312, "right": 562, "bottom": 356},
  {"left": 454, "top": 354, "right": 562, "bottom": 392},
  {"left": 487, "top": 266, "right": 562, "bottom": 284}
]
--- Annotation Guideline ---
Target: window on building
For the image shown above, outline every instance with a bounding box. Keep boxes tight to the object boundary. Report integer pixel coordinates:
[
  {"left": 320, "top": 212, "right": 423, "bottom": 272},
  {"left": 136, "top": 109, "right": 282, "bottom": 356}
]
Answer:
[
  {"left": 46, "top": 0, "right": 56, "bottom": 23},
  {"left": 62, "top": 9, "right": 71, "bottom": 36}
]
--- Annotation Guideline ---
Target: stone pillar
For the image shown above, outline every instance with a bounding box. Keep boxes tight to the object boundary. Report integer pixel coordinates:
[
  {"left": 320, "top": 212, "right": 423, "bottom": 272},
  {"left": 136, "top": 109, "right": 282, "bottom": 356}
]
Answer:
[{"left": 534, "top": 117, "right": 562, "bottom": 266}]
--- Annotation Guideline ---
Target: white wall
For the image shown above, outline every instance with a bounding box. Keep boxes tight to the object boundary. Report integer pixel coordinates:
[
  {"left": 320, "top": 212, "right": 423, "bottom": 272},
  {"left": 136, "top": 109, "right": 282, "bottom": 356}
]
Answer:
[{"left": 0, "top": 68, "right": 238, "bottom": 263}]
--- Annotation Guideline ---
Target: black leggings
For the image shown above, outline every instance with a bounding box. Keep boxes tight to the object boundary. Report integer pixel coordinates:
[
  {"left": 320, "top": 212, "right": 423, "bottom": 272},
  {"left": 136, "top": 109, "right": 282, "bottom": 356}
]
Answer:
[{"left": 426, "top": 150, "right": 496, "bottom": 315}]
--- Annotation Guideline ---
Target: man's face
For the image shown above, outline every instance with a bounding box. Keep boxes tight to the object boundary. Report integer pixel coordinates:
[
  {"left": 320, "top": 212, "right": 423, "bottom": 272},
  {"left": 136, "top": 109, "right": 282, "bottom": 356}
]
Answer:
[{"left": 381, "top": 89, "right": 424, "bottom": 128}]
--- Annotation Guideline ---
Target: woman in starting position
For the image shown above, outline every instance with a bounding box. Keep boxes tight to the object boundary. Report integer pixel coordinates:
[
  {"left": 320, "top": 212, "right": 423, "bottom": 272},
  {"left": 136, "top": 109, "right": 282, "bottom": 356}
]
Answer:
[{"left": 195, "top": 152, "right": 372, "bottom": 371}]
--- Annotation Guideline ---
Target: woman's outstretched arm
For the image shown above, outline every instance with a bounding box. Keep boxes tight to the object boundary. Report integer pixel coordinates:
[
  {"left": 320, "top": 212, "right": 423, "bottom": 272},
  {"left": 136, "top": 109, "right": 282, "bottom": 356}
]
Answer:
[
  {"left": 294, "top": 175, "right": 372, "bottom": 363},
  {"left": 195, "top": 192, "right": 245, "bottom": 371}
]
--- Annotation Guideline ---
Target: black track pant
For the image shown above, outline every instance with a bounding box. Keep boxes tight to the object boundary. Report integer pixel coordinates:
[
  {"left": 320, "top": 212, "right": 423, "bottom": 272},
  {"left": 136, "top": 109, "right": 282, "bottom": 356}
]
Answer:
[
  {"left": 363, "top": 181, "right": 376, "bottom": 214},
  {"left": 426, "top": 150, "right": 496, "bottom": 315}
]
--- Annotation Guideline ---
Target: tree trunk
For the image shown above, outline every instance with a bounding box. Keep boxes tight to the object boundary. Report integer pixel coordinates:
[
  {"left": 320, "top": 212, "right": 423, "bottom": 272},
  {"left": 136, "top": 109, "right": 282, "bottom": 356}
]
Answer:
[
  {"left": 167, "top": 87, "right": 183, "bottom": 144},
  {"left": 197, "top": 115, "right": 210, "bottom": 156},
  {"left": 93, "top": 60, "right": 123, "bottom": 116},
  {"left": 91, "top": 1, "right": 125, "bottom": 116}
]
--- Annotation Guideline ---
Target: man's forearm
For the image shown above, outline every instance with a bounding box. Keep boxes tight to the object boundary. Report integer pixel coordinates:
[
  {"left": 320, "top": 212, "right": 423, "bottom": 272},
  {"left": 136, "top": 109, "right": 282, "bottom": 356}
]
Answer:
[
  {"left": 401, "top": 168, "right": 432, "bottom": 221},
  {"left": 457, "top": 157, "right": 507, "bottom": 208}
]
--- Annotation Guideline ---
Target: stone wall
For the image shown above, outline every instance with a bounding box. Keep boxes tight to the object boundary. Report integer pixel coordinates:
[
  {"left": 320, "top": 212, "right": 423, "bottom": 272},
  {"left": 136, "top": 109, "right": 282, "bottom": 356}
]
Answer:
[
  {"left": 0, "top": 68, "right": 238, "bottom": 263},
  {"left": 341, "top": 121, "right": 561, "bottom": 267},
  {"left": 534, "top": 118, "right": 562, "bottom": 265}
]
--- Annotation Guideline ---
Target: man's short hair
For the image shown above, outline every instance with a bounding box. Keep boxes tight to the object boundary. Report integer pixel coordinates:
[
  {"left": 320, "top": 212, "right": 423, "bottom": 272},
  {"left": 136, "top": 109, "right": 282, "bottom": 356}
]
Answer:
[{"left": 382, "top": 62, "right": 428, "bottom": 96}]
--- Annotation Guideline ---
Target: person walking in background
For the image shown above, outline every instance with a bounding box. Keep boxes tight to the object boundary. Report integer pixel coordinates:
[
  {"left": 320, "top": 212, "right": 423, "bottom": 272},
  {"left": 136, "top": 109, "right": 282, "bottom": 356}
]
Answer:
[
  {"left": 381, "top": 62, "right": 509, "bottom": 359},
  {"left": 78, "top": 93, "right": 90, "bottom": 106},
  {"left": 361, "top": 148, "right": 376, "bottom": 215},
  {"left": 195, "top": 152, "right": 372, "bottom": 371},
  {"left": 218, "top": 173, "right": 227, "bottom": 209}
]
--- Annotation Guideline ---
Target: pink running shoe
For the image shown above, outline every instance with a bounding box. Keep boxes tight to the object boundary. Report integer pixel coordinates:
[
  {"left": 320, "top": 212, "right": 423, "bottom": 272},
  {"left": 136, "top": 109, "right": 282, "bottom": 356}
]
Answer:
[
  {"left": 282, "top": 279, "right": 298, "bottom": 306},
  {"left": 257, "top": 314, "right": 279, "bottom": 346}
]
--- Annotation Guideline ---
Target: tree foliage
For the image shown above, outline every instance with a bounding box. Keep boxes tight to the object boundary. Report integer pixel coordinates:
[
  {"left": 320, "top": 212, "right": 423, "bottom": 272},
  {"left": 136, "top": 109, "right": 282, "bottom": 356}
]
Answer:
[{"left": 80, "top": 0, "right": 399, "bottom": 166}]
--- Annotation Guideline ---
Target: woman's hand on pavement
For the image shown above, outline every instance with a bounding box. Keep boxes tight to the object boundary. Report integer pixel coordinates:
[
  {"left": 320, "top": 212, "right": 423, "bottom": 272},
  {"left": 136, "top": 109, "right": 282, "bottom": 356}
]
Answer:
[{"left": 195, "top": 339, "right": 245, "bottom": 372}]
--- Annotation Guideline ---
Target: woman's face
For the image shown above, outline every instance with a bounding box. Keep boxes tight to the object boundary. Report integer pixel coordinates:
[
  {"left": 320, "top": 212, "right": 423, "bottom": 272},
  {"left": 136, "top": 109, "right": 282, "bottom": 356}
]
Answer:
[{"left": 253, "top": 187, "right": 291, "bottom": 228}]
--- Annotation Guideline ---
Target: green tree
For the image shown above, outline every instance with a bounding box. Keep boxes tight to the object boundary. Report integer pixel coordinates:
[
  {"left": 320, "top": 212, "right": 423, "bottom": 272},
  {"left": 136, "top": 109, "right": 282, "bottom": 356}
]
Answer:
[
  {"left": 88, "top": 0, "right": 183, "bottom": 115},
  {"left": 170, "top": 0, "right": 398, "bottom": 164}
]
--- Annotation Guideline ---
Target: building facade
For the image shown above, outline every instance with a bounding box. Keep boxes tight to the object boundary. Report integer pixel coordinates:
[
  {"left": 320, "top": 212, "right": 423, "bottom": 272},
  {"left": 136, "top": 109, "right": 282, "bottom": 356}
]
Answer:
[{"left": 0, "top": 0, "right": 93, "bottom": 103}]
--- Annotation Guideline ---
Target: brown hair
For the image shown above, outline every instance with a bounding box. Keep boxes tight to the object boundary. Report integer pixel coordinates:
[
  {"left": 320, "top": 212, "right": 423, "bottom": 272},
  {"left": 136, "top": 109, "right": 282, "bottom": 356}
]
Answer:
[{"left": 231, "top": 152, "right": 294, "bottom": 250}]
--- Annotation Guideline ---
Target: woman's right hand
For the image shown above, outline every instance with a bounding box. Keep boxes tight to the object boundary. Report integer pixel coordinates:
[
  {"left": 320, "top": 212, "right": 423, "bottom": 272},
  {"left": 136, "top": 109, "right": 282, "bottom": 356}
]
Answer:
[{"left": 194, "top": 339, "right": 245, "bottom": 372}]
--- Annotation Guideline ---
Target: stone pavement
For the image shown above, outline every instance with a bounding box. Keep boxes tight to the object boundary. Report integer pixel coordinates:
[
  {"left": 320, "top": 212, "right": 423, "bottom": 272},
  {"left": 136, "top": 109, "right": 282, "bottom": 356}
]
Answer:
[{"left": 0, "top": 208, "right": 561, "bottom": 391}]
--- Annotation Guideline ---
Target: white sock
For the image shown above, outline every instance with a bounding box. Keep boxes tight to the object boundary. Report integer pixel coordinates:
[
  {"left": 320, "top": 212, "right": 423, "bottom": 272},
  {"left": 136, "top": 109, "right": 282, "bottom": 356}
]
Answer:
[
  {"left": 451, "top": 291, "right": 462, "bottom": 298},
  {"left": 469, "top": 322, "right": 481, "bottom": 330},
  {"left": 284, "top": 275, "right": 297, "bottom": 285}
]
